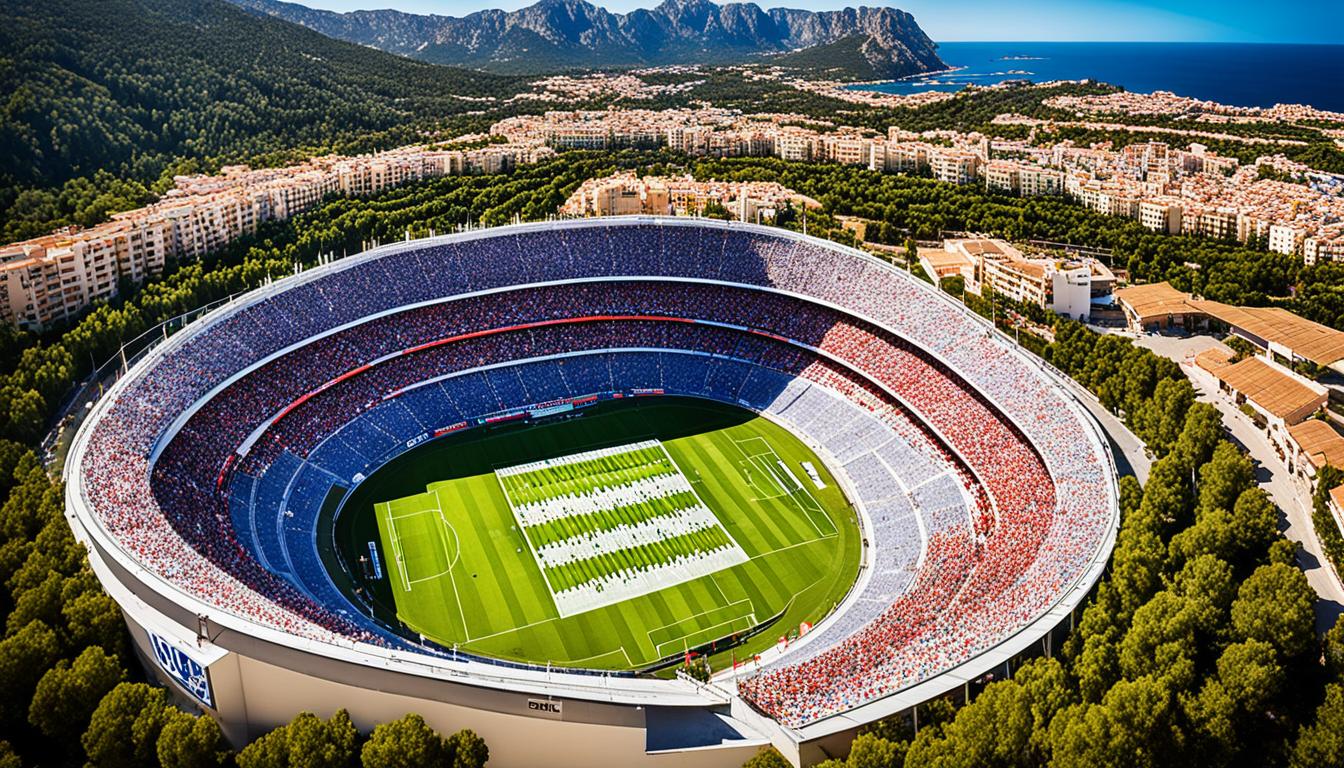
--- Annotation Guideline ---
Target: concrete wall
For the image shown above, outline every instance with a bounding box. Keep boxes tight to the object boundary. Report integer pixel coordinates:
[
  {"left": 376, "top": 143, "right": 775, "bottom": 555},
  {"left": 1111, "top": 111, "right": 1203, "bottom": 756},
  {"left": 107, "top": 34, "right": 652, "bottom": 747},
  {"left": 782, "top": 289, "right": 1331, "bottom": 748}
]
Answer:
[{"left": 119, "top": 605, "right": 761, "bottom": 768}]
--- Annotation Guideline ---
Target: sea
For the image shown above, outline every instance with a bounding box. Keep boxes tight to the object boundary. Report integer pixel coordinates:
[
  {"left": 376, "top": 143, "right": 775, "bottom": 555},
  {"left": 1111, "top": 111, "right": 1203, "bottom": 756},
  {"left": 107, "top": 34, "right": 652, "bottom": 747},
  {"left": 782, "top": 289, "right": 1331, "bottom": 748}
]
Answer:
[{"left": 849, "top": 42, "right": 1344, "bottom": 112}]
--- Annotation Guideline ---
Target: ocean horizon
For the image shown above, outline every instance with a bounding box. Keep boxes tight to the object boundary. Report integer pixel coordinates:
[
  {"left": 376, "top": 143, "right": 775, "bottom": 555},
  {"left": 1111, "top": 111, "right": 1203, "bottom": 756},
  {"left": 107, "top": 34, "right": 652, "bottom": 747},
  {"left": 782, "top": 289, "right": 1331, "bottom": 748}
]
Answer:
[{"left": 851, "top": 42, "right": 1344, "bottom": 112}]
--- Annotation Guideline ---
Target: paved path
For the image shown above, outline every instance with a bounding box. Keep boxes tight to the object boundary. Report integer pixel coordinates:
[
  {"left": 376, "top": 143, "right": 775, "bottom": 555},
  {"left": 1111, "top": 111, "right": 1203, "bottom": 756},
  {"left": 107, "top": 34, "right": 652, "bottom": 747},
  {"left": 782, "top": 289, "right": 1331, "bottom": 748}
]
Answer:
[
  {"left": 1126, "top": 334, "right": 1344, "bottom": 632},
  {"left": 1188, "top": 375, "right": 1344, "bottom": 633},
  {"left": 1061, "top": 376, "right": 1151, "bottom": 484}
]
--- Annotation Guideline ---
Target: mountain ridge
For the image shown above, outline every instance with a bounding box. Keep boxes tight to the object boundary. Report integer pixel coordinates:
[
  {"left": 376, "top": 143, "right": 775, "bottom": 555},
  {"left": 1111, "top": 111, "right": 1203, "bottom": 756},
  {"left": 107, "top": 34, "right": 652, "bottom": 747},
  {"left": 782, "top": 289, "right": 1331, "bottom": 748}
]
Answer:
[{"left": 226, "top": 0, "right": 946, "bottom": 77}]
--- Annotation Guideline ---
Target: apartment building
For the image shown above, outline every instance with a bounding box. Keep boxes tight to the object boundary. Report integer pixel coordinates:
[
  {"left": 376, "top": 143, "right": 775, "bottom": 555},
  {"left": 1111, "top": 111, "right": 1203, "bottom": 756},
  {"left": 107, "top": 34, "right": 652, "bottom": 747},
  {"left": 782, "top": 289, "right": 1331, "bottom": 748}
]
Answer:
[
  {"left": 1139, "top": 199, "right": 1184, "bottom": 234},
  {"left": 930, "top": 150, "right": 981, "bottom": 185},
  {"left": 0, "top": 142, "right": 549, "bottom": 328},
  {"left": 557, "top": 173, "right": 815, "bottom": 221},
  {"left": 986, "top": 160, "right": 1064, "bottom": 196},
  {"left": 820, "top": 136, "right": 872, "bottom": 166},
  {"left": 0, "top": 216, "right": 169, "bottom": 330},
  {"left": 950, "top": 238, "right": 1095, "bottom": 320}
]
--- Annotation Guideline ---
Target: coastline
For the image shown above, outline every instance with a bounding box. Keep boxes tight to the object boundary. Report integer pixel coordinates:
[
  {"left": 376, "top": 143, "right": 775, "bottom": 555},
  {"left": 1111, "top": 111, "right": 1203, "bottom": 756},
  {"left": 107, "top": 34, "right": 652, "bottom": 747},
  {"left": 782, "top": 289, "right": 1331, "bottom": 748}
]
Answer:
[{"left": 839, "top": 41, "right": 1344, "bottom": 111}]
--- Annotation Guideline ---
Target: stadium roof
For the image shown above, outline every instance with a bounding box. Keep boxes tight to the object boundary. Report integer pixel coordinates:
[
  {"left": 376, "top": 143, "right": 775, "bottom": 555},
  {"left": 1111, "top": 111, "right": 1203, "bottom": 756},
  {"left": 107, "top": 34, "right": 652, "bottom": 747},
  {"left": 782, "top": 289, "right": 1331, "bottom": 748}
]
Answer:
[
  {"left": 1188, "top": 301, "right": 1344, "bottom": 368},
  {"left": 1287, "top": 419, "right": 1344, "bottom": 470},
  {"left": 1208, "top": 357, "right": 1325, "bottom": 420}
]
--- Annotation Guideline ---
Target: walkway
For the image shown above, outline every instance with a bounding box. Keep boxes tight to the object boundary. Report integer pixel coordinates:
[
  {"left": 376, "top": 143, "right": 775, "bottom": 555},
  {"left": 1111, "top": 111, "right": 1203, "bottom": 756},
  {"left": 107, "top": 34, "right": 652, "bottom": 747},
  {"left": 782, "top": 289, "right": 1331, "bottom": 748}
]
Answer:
[{"left": 1135, "top": 333, "right": 1344, "bottom": 634}]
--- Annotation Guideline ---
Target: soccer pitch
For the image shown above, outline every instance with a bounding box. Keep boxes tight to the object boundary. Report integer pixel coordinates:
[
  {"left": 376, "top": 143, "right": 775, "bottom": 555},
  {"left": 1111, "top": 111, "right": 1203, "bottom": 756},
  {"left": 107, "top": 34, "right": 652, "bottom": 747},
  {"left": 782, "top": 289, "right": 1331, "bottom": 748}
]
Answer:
[{"left": 350, "top": 398, "right": 861, "bottom": 671}]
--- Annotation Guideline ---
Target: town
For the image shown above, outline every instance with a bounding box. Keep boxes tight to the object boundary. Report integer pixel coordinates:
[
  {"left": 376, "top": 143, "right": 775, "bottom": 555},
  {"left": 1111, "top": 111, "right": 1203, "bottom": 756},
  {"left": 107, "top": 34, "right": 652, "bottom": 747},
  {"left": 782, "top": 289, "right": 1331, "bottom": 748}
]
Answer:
[{"left": 4, "top": 87, "right": 1341, "bottom": 332}]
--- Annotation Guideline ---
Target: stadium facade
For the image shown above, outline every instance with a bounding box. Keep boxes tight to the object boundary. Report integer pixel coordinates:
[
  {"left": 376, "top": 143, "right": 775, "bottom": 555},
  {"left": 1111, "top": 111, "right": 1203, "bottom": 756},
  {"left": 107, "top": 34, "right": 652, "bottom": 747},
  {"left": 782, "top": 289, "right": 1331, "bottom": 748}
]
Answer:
[{"left": 65, "top": 217, "right": 1120, "bottom": 767}]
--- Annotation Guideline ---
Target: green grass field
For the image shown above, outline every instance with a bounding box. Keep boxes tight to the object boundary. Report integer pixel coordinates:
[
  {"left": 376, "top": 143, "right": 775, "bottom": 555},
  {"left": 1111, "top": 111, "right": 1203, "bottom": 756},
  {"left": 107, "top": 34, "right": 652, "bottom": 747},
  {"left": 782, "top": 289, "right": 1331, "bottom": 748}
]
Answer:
[{"left": 340, "top": 397, "right": 861, "bottom": 671}]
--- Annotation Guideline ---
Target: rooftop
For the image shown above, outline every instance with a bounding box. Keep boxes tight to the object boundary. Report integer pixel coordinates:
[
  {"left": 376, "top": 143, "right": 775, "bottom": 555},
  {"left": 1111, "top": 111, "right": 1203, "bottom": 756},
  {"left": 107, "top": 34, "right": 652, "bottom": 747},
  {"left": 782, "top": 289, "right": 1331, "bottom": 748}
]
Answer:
[
  {"left": 1114, "top": 281, "right": 1199, "bottom": 322},
  {"left": 1288, "top": 420, "right": 1344, "bottom": 470},
  {"left": 1194, "top": 347, "right": 1235, "bottom": 374},
  {"left": 1189, "top": 301, "right": 1344, "bottom": 368},
  {"left": 1212, "top": 356, "right": 1325, "bottom": 420},
  {"left": 920, "top": 249, "right": 973, "bottom": 273}
]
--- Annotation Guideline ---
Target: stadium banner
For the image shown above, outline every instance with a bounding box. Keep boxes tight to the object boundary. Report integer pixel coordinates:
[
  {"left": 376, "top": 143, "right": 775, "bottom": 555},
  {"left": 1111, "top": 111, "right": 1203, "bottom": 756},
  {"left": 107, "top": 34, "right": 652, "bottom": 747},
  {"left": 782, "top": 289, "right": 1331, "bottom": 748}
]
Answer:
[
  {"left": 433, "top": 422, "right": 467, "bottom": 437},
  {"left": 526, "top": 698, "right": 564, "bottom": 719},
  {"left": 148, "top": 631, "right": 215, "bottom": 709},
  {"left": 367, "top": 541, "right": 383, "bottom": 579},
  {"left": 529, "top": 402, "right": 574, "bottom": 418},
  {"left": 482, "top": 411, "right": 526, "bottom": 425}
]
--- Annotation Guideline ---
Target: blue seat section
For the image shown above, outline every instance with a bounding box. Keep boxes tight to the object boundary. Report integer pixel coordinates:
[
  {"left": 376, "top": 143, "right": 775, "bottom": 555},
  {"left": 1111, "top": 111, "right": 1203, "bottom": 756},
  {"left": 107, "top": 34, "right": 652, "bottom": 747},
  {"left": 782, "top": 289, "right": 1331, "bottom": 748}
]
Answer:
[
  {"left": 661, "top": 352, "right": 711, "bottom": 393},
  {"left": 705, "top": 358, "right": 752, "bottom": 402},
  {"left": 228, "top": 472, "right": 260, "bottom": 563},
  {"left": 307, "top": 433, "right": 371, "bottom": 482},
  {"left": 738, "top": 366, "right": 794, "bottom": 410},
  {"left": 557, "top": 355, "right": 611, "bottom": 394},
  {"left": 393, "top": 384, "right": 463, "bottom": 431},
  {"left": 485, "top": 368, "right": 529, "bottom": 410},
  {"left": 512, "top": 359, "right": 570, "bottom": 402},
  {"left": 252, "top": 450, "right": 304, "bottom": 575},
  {"left": 334, "top": 418, "right": 398, "bottom": 463},
  {"left": 281, "top": 463, "right": 354, "bottom": 606},
  {"left": 365, "top": 399, "right": 427, "bottom": 443},
  {"left": 442, "top": 372, "right": 497, "bottom": 415},
  {"left": 610, "top": 352, "right": 663, "bottom": 390}
]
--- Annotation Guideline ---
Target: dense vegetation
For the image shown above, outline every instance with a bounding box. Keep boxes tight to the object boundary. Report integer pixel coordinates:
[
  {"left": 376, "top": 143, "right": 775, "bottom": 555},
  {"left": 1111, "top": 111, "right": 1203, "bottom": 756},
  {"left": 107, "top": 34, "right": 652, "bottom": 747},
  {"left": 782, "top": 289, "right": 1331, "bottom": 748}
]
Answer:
[{"left": 0, "top": 0, "right": 532, "bottom": 242}]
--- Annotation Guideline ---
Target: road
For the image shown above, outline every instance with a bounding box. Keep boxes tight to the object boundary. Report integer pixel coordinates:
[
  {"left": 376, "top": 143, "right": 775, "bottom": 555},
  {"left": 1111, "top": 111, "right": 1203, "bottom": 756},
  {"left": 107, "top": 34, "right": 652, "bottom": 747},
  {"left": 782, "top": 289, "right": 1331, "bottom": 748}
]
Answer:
[
  {"left": 1134, "top": 334, "right": 1344, "bottom": 634},
  {"left": 1061, "top": 375, "right": 1151, "bottom": 484}
]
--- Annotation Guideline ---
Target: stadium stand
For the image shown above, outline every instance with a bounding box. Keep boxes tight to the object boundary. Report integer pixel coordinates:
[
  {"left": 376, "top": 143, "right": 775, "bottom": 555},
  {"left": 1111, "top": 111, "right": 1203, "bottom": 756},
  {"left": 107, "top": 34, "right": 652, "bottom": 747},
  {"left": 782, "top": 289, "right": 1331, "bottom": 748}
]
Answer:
[{"left": 73, "top": 220, "right": 1115, "bottom": 728}]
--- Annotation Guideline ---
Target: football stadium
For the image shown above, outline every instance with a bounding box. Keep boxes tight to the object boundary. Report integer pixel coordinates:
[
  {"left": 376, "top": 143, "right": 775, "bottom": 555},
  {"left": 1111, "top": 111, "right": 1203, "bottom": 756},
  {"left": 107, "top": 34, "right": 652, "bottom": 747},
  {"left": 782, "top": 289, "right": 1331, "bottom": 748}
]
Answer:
[{"left": 65, "top": 217, "right": 1120, "bottom": 767}]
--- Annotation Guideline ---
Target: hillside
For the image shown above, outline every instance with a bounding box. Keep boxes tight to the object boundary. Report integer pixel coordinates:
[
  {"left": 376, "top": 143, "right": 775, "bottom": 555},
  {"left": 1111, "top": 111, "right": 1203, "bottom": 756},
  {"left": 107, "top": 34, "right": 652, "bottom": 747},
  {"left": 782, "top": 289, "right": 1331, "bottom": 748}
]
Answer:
[
  {"left": 0, "top": 0, "right": 523, "bottom": 199},
  {"left": 227, "top": 0, "right": 946, "bottom": 76},
  {"left": 766, "top": 33, "right": 934, "bottom": 80}
]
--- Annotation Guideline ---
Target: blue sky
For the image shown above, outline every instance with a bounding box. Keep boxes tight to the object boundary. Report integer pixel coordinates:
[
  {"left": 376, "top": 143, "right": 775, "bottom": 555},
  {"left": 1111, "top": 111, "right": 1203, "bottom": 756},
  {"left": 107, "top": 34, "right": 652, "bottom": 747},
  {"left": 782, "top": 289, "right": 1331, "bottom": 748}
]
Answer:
[{"left": 296, "top": 0, "right": 1343, "bottom": 43}]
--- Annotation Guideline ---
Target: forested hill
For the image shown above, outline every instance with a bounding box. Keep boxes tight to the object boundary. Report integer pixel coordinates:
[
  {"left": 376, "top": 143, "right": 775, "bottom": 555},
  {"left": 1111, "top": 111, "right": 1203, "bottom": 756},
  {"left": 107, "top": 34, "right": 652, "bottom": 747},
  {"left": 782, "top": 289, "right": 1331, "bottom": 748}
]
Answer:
[
  {"left": 227, "top": 0, "right": 946, "bottom": 78},
  {"left": 0, "top": 0, "right": 524, "bottom": 241}
]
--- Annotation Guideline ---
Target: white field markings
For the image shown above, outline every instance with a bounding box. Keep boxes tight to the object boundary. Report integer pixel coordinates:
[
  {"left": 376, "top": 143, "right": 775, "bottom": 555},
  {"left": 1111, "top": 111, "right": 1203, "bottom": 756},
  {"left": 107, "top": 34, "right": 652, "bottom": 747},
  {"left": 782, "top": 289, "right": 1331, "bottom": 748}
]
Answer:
[
  {"left": 729, "top": 434, "right": 838, "bottom": 540},
  {"left": 494, "top": 470, "right": 565, "bottom": 604},
  {"left": 383, "top": 492, "right": 475, "bottom": 639},
  {"left": 646, "top": 596, "right": 758, "bottom": 654},
  {"left": 494, "top": 440, "right": 750, "bottom": 618},
  {"left": 655, "top": 441, "right": 750, "bottom": 557},
  {"left": 429, "top": 489, "right": 473, "bottom": 640},
  {"left": 381, "top": 502, "right": 412, "bottom": 593},
  {"left": 564, "top": 645, "right": 635, "bottom": 668}
]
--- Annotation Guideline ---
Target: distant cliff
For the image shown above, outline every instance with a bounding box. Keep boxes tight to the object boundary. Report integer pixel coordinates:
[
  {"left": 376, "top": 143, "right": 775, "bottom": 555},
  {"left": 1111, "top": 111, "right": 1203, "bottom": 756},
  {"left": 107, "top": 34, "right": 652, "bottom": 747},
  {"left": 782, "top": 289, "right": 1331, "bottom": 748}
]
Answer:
[{"left": 227, "top": 0, "right": 946, "bottom": 77}]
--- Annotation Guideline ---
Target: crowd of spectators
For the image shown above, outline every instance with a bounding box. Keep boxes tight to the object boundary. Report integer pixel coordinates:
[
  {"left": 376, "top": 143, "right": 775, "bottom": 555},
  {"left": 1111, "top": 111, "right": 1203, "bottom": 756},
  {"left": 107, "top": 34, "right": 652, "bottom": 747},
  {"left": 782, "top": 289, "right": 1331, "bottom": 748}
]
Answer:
[{"left": 74, "top": 221, "right": 1114, "bottom": 719}]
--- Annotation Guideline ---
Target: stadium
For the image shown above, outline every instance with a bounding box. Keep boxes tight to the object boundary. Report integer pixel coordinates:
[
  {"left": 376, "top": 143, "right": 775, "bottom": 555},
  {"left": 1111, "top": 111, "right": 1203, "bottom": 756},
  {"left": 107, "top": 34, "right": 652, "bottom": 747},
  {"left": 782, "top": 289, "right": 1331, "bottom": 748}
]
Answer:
[{"left": 65, "top": 217, "right": 1120, "bottom": 767}]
